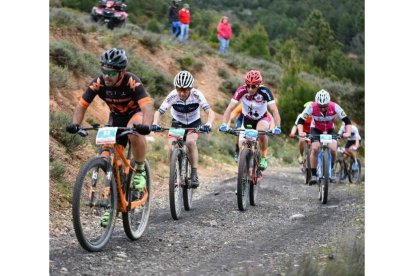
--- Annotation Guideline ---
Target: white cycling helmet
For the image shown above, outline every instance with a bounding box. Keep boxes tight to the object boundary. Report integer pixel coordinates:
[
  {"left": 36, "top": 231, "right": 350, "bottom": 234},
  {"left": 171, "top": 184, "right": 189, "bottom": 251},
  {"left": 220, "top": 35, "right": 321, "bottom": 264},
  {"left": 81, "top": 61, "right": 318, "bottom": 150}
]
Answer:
[
  {"left": 315, "top": 89, "right": 330, "bottom": 105},
  {"left": 174, "top": 70, "right": 194, "bottom": 88}
]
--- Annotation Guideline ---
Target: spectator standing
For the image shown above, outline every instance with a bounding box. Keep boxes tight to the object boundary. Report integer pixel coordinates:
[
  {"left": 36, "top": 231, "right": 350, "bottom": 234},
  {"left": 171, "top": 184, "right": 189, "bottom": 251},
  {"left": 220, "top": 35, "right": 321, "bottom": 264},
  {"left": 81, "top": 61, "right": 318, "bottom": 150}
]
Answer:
[
  {"left": 168, "top": 0, "right": 181, "bottom": 39},
  {"left": 217, "top": 16, "right": 233, "bottom": 54},
  {"left": 178, "top": 3, "right": 191, "bottom": 43}
]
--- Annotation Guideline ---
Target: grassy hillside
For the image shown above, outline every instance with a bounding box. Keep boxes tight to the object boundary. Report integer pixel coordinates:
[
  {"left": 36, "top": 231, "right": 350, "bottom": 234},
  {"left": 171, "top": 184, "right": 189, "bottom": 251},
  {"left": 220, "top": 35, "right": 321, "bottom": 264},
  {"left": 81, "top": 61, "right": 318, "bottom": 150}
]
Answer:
[{"left": 49, "top": 7, "right": 365, "bottom": 216}]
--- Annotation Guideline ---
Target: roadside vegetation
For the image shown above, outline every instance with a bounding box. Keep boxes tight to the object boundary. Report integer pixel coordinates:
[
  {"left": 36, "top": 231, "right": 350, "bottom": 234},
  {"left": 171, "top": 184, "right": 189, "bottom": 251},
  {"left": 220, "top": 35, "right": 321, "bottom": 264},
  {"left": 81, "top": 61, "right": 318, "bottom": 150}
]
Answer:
[{"left": 49, "top": 2, "right": 365, "bottom": 273}]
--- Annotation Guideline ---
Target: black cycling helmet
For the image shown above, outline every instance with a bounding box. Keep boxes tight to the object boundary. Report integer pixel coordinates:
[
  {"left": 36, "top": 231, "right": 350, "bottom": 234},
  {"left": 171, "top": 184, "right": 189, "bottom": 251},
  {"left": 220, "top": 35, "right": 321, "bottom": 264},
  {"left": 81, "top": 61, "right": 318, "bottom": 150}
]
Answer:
[{"left": 100, "top": 48, "right": 128, "bottom": 70}]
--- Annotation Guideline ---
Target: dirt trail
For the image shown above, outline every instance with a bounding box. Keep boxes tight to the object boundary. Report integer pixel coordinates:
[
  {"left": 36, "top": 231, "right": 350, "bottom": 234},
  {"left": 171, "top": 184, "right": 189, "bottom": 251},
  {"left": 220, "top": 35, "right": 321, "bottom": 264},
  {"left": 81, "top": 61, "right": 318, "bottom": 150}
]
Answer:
[{"left": 49, "top": 167, "right": 364, "bottom": 275}]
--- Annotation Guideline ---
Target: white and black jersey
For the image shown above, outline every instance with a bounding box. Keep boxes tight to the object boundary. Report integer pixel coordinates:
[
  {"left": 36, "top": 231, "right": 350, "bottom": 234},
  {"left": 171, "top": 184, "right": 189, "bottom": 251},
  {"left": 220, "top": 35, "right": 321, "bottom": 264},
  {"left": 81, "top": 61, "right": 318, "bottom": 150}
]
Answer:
[{"left": 158, "top": 88, "right": 211, "bottom": 125}]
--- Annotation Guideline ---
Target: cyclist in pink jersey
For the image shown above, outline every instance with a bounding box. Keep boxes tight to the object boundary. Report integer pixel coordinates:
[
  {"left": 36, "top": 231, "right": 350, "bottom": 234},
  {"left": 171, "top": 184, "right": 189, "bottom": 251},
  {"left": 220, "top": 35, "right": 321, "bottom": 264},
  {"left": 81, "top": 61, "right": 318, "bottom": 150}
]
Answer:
[
  {"left": 297, "top": 89, "right": 351, "bottom": 184},
  {"left": 219, "top": 70, "right": 282, "bottom": 171}
]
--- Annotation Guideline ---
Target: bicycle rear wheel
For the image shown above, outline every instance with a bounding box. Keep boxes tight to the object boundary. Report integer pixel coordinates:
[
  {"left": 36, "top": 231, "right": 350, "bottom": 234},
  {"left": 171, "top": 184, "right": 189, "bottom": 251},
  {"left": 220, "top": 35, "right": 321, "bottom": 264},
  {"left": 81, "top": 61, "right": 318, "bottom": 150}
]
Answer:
[
  {"left": 237, "top": 149, "right": 251, "bottom": 211},
  {"left": 183, "top": 156, "right": 193, "bottom": 211},
  {"left": 348, "top": 158, "right": 362, "bottom": 183},
  {"left": 72, "top": 157, "right": 117, "bottom": 252},
  {"left": 122, "top": 160, "right": 152, "bottom": 240},
  {"left": 332, "top": 160, "right": 344, "bottom": 183},
  {"left": 319, "top": 150, "right": 329, "bottom": 204},
  {"left": 169, "top": 148, "right": 184, "bottom": 220},
  {"left": 249, "top": 151, "right": 260, "bottom": 206}
]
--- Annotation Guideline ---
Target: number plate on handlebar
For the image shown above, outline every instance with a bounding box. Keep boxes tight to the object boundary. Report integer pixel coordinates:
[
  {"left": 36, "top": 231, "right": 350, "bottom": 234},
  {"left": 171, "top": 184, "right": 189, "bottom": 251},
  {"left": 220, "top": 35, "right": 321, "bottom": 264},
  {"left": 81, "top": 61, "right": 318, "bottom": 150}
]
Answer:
[
  {"left": 244, "top": 129, "right": 258, "bottom": 140},
  {"left": 168, "top": 128, "right": 186, "bottom": 139},
  {"left": 96, "top": 127, "right": 118, "bottom": 145},
  {"left": 320, "top": 134, "right": 333, "bottom": 144}
]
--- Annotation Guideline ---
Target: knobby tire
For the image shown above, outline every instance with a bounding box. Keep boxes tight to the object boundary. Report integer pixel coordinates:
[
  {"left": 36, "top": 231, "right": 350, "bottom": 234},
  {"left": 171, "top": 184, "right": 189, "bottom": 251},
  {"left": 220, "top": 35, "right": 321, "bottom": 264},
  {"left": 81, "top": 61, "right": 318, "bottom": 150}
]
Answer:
[
  {"left": 122, "top": 160, "right": 152, "bottom": 240},
  {"left": 249, "top": 151, "right": 260, "bottom": 206},
  {"left": 182, "top": 155, "right": 193, "bottom": 211},
  {"left": 169, "top": 148, "right": 184, "bottom": 220},
  {"left": 348, "top": 158, "right": 362, "bottom": 183},
  {"left": 72, "top": 157, "right": 117, "bottom": 252},
  {"left": 320, "top": 150, "right": 329, "bottom": 204},
  {"left": 237, "top": 149, "right": 251, "bottom": 211}
]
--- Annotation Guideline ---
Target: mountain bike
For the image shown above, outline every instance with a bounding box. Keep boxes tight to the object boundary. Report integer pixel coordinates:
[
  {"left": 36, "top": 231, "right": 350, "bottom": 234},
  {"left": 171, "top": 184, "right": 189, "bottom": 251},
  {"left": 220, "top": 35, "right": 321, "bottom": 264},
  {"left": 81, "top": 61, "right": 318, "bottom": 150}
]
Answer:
[
  {"left": 221, "top": 128, "right": 275, "bottom": 211},
  {"left": 71, "top": 125, "right": 152, "bottom": 252},
  {"left": 332, "top": 146, "right": 348, "bottom": 183},
  {"left": 307, "top": 133, "right": 339, "bottom": 204},
  {"left": 152, "top": 126, "right": 208, "bottom": 220},
  {"left": 333, "top": 146, "right": 362, "bottom": 184},
  {"left": 291, "top": 135, "right": 312, "bottom": 184}
]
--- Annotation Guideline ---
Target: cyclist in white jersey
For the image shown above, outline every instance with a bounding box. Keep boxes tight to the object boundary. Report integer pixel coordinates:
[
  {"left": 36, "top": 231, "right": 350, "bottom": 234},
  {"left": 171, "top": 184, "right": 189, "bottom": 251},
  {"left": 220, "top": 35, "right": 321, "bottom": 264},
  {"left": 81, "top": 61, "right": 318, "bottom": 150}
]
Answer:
[
  {"left": 219, "top": 70, "right": 282, "bottom": 170},
  {"left": 151, "top": 71, "right": 215, "bottom": 188},
  {"left": 338, "top": 121, "right": 361, "bottom": 169}
]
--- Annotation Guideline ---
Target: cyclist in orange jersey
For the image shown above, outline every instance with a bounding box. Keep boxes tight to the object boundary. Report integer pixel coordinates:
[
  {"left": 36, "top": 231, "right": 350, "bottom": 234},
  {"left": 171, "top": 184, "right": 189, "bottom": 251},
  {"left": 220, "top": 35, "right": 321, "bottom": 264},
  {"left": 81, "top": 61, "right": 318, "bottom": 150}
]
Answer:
[{"left": 66, "top": 48, "right": 154, "bottom": 192}]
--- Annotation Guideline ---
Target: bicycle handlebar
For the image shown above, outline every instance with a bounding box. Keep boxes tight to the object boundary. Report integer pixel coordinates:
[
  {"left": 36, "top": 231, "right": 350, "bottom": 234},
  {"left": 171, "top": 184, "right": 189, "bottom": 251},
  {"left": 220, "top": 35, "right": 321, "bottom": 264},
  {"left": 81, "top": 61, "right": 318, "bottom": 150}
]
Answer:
[
  {"left": 220, "top": 128, "right": 276, "bottom": 137},
  {"left": 76, "top": 124, "right": 148, "bottom": 137},
  {"left": 152, "top": 126, "right": 210, "bottom": 133},
  {"left": 290, "top": 134, "right": 342, "bottom": 140}
]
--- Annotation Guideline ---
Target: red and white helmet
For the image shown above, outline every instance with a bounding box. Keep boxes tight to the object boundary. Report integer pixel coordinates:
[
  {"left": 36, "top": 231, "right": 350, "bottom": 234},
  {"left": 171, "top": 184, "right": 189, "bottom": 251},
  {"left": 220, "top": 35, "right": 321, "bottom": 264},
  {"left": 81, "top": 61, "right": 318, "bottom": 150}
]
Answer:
[{"left": 244, "top": 70, "right": 263, "bottom": 85}]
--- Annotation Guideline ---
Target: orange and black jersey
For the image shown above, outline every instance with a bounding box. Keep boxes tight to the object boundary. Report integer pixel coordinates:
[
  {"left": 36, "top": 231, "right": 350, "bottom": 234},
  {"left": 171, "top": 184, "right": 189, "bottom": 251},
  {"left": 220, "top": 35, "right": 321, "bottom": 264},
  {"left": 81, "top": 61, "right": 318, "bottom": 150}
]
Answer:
[{"left": 79, "top": 72, "right": 152, "bottom": 116}]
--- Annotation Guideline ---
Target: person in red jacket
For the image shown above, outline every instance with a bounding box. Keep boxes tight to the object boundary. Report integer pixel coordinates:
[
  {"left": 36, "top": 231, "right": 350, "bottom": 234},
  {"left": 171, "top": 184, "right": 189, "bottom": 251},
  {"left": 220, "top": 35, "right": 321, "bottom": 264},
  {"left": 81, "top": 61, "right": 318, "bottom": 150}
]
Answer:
[
  {"left": 178, "top": 3, "right": 190, "bottom": 43},
  {"left": 217, "top": 16, "right": 233, "bottom": 54}
]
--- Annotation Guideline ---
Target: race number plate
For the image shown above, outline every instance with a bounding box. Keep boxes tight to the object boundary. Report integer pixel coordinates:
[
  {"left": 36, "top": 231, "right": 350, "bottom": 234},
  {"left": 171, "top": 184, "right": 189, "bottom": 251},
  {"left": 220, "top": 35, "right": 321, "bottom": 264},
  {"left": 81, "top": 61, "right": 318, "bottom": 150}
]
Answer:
[
  {"left": 320, "top": 134, "right": 333, "bottom": 144},
  {"left": 168, "top": 128, "right": 186, "bottom": 139},
  {"left": 96, "top": 127, "right": 118, "bottom": 145},
  {"left": 244, "top": 129, "right": 258, "bottom": 140}
]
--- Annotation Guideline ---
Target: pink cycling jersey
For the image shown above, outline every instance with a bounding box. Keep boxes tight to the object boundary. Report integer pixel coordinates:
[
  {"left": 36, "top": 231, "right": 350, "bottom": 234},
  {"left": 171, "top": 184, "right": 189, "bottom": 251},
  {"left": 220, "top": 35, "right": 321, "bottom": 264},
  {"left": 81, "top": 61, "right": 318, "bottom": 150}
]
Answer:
[{"left": 300, "top": 101, "right": 347, "bottom": 132}]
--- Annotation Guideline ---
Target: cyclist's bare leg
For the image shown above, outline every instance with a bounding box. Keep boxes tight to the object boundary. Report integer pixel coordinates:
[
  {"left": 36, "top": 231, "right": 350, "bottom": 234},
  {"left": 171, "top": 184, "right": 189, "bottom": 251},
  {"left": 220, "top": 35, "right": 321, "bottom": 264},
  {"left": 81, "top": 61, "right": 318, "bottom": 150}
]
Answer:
[
  {"left": 310, "top": 141, "right": 320, "bottom": 169},
  {"left": 186, "top": 132, "right": 199, "bottom": 169},
  {"left": 257, "top": 120, "right": 270, "bottom": 156},
  {"left": 329, "top": 140, "right": 337, "bottom": 166},
  {"left": 127, "top": 113, "right": 147, "bottom": 163},
  {"left": 299, "top": 139, "right": 305, "bottom": 156}
]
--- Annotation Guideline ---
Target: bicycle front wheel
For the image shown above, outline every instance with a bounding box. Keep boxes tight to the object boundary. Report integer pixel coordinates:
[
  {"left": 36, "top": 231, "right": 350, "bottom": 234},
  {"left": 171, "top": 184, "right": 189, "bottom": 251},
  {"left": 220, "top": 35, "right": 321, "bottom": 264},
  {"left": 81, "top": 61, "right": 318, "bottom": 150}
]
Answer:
[
  {"left": 183, "top": 156, "right": 193, "bottom": 211},
  {"left": 72, "top": 157, "right": 117, "bottom": 252},
  {"left": 348, "top": 158, "right": 362, "bottom": 183},
  {"left": 169, "top": 149, "right": 184, "bottom": 220},
  {"left": 237, "top": 149, "right": 252, "bottom": 211},
  {"left": 122, "top": 160, "right": 152, "bottom": 240},
  {"left": 249, "top": 151, "right": 260, "bottom": 206},
  {"left": 319, "top": 150, "right": 329, "bottom": 204}
]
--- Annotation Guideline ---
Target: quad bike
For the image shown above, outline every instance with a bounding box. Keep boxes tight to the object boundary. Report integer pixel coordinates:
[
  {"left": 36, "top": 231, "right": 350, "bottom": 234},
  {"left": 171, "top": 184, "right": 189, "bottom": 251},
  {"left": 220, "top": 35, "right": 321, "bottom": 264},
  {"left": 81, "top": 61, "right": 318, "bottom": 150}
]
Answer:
[{"left": 91, "top": 0, "right": 128, "bottom": 30}]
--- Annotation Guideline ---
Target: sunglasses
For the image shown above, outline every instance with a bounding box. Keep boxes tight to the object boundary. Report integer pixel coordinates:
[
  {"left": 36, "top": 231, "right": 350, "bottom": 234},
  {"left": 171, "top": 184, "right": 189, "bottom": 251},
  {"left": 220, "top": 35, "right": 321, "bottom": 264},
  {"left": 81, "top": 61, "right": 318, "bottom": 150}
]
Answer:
[
  {"left": 246, "top": 84, "right": 258, "bottom": 89},
  {"left": 101, "top": 68, "right": 120, "bottom": 77},
  {"left": 318, "top": 104, "right": 328, "bottom": 109}
]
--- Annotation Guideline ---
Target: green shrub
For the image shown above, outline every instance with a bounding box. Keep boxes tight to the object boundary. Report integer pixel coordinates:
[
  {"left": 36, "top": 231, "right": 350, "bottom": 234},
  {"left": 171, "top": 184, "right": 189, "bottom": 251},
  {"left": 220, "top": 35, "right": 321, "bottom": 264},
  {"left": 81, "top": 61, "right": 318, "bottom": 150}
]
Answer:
[
  {"left": 146, "top": 19, "right": 162, "bottom": 33},
  {"left": 176, "top": 56, "right": 194, "bottom": 70},
  {"left": 217, "top": 67, "right": 229, "bottom": 79},
  {"left": 49, "top": 111, "right": 85, "bottom": 150},
  {"left": 219, "top": 77, "right": 243, "bottom": 94},
  {"left": 49, "top": 8, "right": 76, "bottom": 27},
  {"left": 78, "top": 52, "right": 100, "bottom": 77},
  {"left": 139, "top": 33, "right": 162, "bottom": 54},
  {"left": 50, "top": 64, "right": 71, "bottom": 89},
  {"left": 50, "top": 160, "right": 66, "bottom": 181},
  {"left": 127, "top": 57, "right": 171, "bottom": 99},
  {"left": 174, "top": 55, "right": 204, "bottom": 73}
]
